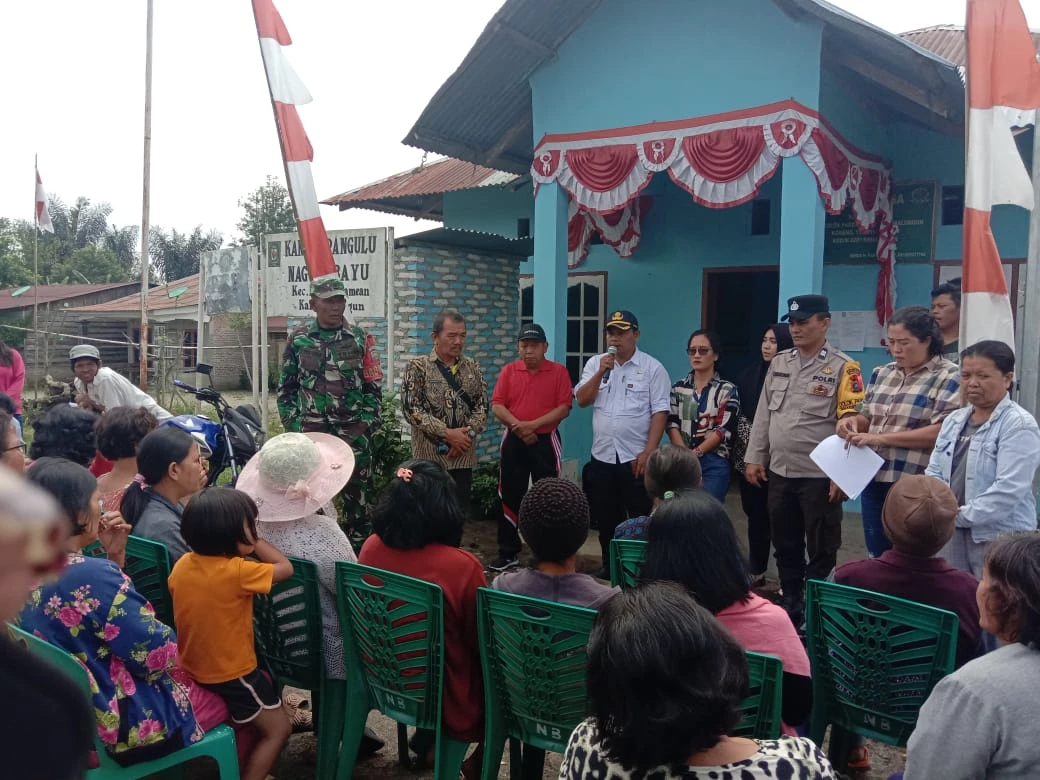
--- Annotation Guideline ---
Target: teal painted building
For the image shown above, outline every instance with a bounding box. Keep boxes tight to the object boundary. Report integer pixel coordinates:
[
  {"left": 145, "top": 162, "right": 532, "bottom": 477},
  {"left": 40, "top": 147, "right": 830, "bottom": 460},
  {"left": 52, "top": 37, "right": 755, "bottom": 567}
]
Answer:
[{"left": 330, "top": 2, "right": 1032, "bottom": 469}]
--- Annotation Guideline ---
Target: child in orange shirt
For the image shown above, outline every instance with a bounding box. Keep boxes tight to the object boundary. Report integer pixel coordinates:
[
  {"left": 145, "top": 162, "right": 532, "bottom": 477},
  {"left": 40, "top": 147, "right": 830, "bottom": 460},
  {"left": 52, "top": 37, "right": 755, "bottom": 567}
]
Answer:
[{"left": 168, "top": 488, "right": 293, "bottom": 780}]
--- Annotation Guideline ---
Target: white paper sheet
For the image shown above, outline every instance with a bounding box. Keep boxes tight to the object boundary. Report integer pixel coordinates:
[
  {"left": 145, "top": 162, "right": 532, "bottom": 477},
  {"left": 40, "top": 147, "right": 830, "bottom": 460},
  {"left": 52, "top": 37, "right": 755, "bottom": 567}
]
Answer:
[{"left": 809, "top": 434, "right": 884, "bottom": 500}]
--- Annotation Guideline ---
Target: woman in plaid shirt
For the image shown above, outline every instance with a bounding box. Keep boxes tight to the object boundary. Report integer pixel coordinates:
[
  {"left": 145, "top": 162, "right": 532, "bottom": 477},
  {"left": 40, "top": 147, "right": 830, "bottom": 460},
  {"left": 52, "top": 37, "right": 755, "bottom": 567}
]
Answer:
[{"left": 836, "top": 306, "right": 961, "bottom": 557}]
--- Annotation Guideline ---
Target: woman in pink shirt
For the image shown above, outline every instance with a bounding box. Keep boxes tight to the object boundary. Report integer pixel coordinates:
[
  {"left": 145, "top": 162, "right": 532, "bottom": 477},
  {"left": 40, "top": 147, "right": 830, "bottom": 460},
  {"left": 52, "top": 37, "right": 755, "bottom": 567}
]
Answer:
[
  {"left": 641, "top": 490, "right": 812, "bottom": 733},
  {"left": 0, "top": 341, "right": 26, "bottom": 421}
]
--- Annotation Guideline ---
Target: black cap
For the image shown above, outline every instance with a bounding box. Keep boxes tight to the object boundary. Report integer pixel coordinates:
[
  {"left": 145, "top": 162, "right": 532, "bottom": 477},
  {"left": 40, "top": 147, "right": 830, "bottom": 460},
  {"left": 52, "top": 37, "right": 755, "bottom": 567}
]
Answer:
[
  {"left": 781, "top": 295, "right": 830, "bottom": 322},
  {"left": 604, "top": 309, "right": 639, "bottom": 331},
  {"left": 518, "top": 323, "right": 547, "bottom": 342}
]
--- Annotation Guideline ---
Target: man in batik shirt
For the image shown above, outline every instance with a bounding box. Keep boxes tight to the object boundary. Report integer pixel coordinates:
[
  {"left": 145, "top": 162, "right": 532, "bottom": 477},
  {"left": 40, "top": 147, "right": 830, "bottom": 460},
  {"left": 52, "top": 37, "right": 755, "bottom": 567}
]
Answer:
[{"left": 277, "top": 276, "right": 383, "bottom": 542}]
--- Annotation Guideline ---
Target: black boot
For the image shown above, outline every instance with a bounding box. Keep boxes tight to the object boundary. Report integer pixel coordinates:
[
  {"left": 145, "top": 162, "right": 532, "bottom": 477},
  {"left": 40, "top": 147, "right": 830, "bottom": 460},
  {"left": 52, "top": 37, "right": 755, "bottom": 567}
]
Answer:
[{"left": 781, "top": 585, "right": 805, "bottom": 633}]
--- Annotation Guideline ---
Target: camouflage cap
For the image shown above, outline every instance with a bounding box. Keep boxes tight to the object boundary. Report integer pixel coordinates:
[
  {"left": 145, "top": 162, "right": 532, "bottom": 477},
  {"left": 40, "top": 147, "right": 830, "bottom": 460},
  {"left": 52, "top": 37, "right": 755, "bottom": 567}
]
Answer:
[{"left": 311, "top": 274, "right": 345, "bottom": 300}]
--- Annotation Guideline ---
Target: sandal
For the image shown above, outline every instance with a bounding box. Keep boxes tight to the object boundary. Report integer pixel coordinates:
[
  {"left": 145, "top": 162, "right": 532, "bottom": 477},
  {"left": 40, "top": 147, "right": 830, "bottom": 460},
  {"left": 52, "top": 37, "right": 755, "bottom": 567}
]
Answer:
[
  {"left": 281, "top": 690, "right": 313, "bottom": 733},
  {"left": 847, "top": 744, "right": 870, "bottom": 769}
]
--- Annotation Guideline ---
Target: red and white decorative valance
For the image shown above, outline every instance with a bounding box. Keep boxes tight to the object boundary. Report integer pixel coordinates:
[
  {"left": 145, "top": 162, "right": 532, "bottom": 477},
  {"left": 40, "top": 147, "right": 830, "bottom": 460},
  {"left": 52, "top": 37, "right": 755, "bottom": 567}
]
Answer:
[
  {"left": 533, "top": 99, "right": 898, "bottom": 324},
  {"left": 568, "top": 197, "right": 651, "bottom": 269}
]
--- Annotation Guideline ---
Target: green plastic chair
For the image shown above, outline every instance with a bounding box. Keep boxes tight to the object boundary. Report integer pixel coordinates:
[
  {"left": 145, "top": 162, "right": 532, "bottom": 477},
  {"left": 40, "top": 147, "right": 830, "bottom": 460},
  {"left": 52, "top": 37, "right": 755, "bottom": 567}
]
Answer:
[
  {"left": 335, "top": 561, "right": 469, "bottom": 780},
  {"left": 253, "top": 556, "right": 344, "bottom": 779},
  {"left": 82, "top": 536, "right": 174, "bottom": 627},
  {"left": 608, "top": 538, "right": 647, "bottom": 589},
  {"left": 7, "top": 624, "right": 238, "bottom": 779},
  {"left": 805, "top": 580, "right": 958, "bottom": 770},
  {"left": 477, "top": 587, "right": 597, "bottom": 779},
  {"left": 735, "top": 651, "right": 783, "bottom": 739}
]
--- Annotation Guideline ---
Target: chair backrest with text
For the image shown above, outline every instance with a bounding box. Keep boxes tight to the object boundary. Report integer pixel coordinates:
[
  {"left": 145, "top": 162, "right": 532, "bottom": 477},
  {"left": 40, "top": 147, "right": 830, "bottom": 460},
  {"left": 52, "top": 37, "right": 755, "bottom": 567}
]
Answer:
[{"left": 806, "top": 579, "right": 958, "bottom": 750}]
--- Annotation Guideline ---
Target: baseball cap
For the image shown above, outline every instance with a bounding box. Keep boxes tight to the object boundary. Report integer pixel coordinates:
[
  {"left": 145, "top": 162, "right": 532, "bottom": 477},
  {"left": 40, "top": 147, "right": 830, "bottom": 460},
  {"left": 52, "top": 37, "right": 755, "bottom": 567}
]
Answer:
[
  {"left": 781, "top": 295, "right": 830, "bottom": 322},
  {"left": 518, "top": 323, "right": 547, "bottom": 342},
  {"left": 310, "top": 275, "right": 346, "bottom": 300},
  {"left": 604, "top": 310, "right": 639, "bottom": 331},
  {"left": 69, "top": 344, "right": 101, "bottom": 362}
]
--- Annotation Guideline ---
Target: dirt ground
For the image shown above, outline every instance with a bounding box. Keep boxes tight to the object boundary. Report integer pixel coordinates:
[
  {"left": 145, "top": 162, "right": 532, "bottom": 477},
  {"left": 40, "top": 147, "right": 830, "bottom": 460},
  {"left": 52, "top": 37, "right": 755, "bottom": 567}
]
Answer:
[{"left": 180, "top": 483, "right": 903, "bottom": 780}]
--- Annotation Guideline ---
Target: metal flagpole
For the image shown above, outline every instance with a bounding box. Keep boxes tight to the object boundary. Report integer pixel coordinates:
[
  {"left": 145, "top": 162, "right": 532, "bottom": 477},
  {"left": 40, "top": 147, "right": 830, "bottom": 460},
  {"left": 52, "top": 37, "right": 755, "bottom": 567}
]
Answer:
[
  {"left": 138, "top": 0, "right": 154, "bottom": 389},
  {"left": 32, "top": 154, "right": 40, "bottom": 401},
  {"left": 1019, "top": 122, "right": 1040, "bottom": 421}
]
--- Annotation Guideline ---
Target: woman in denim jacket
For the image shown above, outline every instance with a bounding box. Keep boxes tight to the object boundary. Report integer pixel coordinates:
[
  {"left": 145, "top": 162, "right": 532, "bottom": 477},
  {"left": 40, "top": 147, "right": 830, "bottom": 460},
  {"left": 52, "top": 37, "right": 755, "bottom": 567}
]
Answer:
[{"left": 925, "top": 341, "right": 1040, "bottom": 577}]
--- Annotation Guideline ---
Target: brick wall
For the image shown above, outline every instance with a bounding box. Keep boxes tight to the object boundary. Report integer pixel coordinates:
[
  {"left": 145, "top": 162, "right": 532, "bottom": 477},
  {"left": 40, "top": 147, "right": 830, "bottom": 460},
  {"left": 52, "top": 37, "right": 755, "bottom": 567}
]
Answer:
[{"left": 392, "top": 244, "right": 522, "bottom": 462}]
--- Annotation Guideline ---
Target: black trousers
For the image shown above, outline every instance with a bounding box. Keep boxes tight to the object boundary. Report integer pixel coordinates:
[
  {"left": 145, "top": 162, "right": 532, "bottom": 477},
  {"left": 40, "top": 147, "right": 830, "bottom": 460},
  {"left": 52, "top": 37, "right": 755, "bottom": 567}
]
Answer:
[
  {"left": 449, "top": 468, "right": 472, "bottom": 520},
  {"left": 738, "top": 472, "right": 772, "bottom": 575},
  {"left": 584, "top": 456, "right": 652, "bottom": 567},
  {"left": 498, "top": 430, "right": 561, "bottom": 559},
  {"left": 767, "top": 472, "right": 842, "bottom": 596}
]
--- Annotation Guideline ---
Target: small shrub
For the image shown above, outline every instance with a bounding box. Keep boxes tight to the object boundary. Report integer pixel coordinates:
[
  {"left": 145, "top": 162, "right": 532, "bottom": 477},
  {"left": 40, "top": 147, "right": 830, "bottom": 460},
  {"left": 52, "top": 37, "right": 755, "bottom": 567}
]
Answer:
[{"left": 470, "top": 460, "right": 500, "bottom": 520}]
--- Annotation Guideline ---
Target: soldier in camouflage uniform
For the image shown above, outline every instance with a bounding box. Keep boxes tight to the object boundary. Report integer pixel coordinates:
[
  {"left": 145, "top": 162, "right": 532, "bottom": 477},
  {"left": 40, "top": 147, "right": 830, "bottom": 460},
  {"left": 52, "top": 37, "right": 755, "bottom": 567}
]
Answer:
[{"left": 277, "top": 276, "right": 383, "bottom": 542}]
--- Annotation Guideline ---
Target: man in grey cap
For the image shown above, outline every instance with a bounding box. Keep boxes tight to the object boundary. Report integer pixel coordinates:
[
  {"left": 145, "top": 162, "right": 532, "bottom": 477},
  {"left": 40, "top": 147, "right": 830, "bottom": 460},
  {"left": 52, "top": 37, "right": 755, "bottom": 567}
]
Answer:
[
  {"left": 744, "top": 295, "right": 864, "bottom": 627},
  {"left": 490, "top": 323, "right": 573, "bottom": 570},
  {"left": 69, "top": 344, "right": 171, "bottom": 421}
]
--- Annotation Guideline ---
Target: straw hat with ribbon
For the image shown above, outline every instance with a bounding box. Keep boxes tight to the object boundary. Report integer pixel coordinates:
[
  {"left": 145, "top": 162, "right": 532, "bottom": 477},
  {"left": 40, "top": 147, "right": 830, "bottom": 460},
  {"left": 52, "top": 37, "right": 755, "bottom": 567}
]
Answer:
[{"left": 236, "top": 432, "right": 355, "bottom": 523}]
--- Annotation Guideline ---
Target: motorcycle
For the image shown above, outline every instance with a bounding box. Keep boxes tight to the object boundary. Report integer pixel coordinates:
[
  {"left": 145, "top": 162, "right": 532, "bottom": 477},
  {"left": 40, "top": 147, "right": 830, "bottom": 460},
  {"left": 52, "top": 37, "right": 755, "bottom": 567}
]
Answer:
[{"left": 163, "top": 363, "right": 266, "bottom": 486}]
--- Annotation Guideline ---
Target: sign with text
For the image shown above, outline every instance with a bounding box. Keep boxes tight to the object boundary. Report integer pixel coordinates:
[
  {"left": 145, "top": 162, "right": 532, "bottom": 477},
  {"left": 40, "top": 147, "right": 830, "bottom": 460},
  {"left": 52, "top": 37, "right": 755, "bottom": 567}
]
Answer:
[
  {"left": 264, "top": 228, "right": 389, "bottom": 318},
  {"left": 824, "top": 181, "right": 937, "bottom": 265}
]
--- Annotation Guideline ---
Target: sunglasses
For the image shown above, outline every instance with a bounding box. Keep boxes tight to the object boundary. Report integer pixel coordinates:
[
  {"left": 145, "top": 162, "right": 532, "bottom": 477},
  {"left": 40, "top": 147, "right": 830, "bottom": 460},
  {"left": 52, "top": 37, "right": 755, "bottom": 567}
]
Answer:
[{"left": 686, "top": 347, "right": 713, "bottom": 356}]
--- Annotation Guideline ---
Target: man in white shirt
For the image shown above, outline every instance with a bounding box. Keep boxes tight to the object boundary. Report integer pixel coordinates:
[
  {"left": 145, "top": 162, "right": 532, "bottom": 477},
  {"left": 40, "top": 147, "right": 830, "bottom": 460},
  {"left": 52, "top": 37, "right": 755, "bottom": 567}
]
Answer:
[
  {"left": 69, "top": 344, "right": 172, "bottom": 421},
  {"left": 575, "top": 310, "right": 670, "bottom": 576}
]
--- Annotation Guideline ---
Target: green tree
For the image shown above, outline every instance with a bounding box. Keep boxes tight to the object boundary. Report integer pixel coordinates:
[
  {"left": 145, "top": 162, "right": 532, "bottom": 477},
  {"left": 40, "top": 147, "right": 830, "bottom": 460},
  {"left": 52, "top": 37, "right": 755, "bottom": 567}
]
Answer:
[
  {"left": 149, "top": 226, "right": 223, "bottom": 282},
  {"left": 102, "top": 224, "right": 140, "bottom": 276},
  {"left": 0, "top": 219, "right": 32, "bottom": 288},
  {"left": 235, "top": 175, "right": 296, "bottom": 248}
]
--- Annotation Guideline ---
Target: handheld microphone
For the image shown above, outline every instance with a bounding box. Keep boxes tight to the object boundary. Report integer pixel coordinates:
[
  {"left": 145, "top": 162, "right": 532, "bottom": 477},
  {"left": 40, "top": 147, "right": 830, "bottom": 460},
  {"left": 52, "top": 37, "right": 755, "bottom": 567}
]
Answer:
[{"left": 603, "top": 345, "right": 618, "bottom": 382}]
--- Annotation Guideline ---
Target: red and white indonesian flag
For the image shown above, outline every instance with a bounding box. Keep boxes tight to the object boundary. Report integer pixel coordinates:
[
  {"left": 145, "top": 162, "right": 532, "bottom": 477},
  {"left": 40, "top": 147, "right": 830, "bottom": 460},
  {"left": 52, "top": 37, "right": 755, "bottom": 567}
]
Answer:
[
  {"left": 35, "top": 168, "right": 54, "bottom": 234},
  {"left": 250, "top": 0, "right": 337, "bottom": 282},
  {"left": 963, "top": 0, "right": 1040, "bottom": 350}
]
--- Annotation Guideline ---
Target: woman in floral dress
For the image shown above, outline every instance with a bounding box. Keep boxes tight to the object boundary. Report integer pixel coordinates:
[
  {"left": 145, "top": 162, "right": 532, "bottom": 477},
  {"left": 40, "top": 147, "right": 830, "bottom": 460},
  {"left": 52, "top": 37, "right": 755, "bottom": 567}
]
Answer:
[{"left": 18, "top": 457, "right": 205, "bottom": 767}]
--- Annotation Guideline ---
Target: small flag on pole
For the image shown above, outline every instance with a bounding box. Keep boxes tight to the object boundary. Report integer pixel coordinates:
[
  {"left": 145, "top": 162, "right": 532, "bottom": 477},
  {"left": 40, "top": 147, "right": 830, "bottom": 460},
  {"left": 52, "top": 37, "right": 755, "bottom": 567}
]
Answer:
[
  {"left": 35, "top": 167, "right": 54, "bottom": 234},
  {"left": 962, "top": 0, "right": 1040, "bottom": 350}
]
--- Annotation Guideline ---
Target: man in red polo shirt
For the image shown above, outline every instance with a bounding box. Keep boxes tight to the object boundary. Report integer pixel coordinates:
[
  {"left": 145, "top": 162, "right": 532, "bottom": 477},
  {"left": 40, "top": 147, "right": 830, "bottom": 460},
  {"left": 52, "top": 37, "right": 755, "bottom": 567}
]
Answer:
[{"left": 490, "top": 323, "right": 573, "bottom": 570}]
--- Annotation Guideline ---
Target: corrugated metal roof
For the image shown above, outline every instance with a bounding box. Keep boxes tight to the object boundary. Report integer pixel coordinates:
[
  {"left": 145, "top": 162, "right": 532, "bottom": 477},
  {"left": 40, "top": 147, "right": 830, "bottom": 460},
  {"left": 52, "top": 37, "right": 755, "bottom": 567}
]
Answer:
[
  {"left": 73, "top": 274, "right": 201, "bottom": 314},
  {"left": 404, "top": 0, "right": 965, "bottom": 172},
  {"left": 396, "top": 227, "right": 532, "bottom": 258},
  {"left": 0, "top": 282, "right": 137, "bottom": 311},
  {"left": 322, "top": 156, "right": 519, "bottom": 207},
  {"left": 899, "top": 24, "right": 1040, "bottom": 67}
]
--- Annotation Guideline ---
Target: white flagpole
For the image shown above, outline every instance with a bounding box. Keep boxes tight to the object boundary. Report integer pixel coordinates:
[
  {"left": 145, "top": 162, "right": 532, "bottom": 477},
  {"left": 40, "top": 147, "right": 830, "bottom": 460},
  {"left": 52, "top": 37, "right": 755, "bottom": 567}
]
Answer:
[
  {"left": 32, "top": 154, "right": 40, "bottom": 401},
  {"left": 138, "top": 0, "right": 154, "bottom": 389}
]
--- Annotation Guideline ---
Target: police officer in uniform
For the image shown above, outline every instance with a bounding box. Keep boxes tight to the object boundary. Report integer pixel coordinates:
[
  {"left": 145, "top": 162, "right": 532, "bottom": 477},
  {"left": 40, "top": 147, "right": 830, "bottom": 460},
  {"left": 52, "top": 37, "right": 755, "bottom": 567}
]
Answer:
[
  {"left": 744, "top": 295, "right": 864, "bottom": 626},
  {"left": 277, "top": 276, "right": 384, "bottom": 543}
]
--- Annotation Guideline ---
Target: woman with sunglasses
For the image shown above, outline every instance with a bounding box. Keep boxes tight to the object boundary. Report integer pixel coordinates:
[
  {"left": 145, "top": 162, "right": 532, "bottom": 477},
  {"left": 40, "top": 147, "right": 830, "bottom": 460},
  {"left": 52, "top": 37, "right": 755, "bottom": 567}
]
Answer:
[{"left": 667, "top": 330, "right": 740, "bottom": 503}]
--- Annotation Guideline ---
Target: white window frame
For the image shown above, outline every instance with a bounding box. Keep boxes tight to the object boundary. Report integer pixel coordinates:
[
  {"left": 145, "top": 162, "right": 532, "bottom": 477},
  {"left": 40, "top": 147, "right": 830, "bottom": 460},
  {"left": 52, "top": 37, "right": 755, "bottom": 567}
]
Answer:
[{"left": 520, "top": 272, "right": 607, "bottom": 381}]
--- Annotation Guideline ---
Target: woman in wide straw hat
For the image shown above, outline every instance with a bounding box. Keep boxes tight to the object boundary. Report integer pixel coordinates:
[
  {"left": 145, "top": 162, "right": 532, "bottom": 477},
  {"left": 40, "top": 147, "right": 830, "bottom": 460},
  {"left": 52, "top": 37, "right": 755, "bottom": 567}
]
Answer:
[
  {"left": 237, "top": 432, "right": 357, "bottom": 680},
  {"left": 237, "top": 432, "right": 385, "bottom": 755}
]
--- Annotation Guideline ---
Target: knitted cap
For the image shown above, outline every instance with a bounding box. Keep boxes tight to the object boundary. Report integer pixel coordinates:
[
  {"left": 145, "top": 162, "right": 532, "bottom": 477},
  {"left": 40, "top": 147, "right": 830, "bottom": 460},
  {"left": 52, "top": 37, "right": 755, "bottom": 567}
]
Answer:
[
  {"left": 882, "top": 475, "right": 959, "bottom": 557},
  {"left": 518, "top": 478, "right": 589, "bottom": 563}
]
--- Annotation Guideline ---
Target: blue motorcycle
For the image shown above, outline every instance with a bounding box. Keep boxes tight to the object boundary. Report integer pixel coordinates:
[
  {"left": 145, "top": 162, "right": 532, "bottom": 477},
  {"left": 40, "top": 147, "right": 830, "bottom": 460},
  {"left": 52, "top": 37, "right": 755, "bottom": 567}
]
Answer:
[{"left": 163, "top": 363, "right": 265, "bottom": 486}]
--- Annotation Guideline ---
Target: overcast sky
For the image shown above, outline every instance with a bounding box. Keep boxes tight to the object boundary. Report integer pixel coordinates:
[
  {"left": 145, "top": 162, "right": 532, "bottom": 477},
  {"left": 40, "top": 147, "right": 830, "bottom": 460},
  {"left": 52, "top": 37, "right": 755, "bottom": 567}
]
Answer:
[{"left": 2, "top": 0, "right": 1038, "bottom": 245}]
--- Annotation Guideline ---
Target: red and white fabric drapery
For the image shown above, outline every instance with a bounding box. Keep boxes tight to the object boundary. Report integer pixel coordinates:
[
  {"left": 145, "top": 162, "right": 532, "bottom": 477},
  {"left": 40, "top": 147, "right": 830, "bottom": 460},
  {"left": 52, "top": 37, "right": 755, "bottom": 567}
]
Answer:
[
  {"left": 568, "top": 197, "right": 651, "bottom": 268},
  {"left": 534, "top": 99, "right": 898, "bottom": 325},
  {"left": 251, "top": 0, "right": 337, "bottom": 281}
]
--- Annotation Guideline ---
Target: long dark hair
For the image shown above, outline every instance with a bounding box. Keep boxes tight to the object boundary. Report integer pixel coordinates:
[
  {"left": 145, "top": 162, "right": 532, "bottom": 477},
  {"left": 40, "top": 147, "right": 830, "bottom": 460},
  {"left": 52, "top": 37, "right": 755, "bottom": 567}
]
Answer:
[
  {"left": 586, "top": 582, "right": 748, "bottom": 770},
  {"left": 0, "top": 340, "right": 14, "bottom": 368},
  {"left": 369, "top": 460, "right": 464, "bottom": 549},
  {"left": 641, "top": 490, "right": 751, "bottom": 613},
  {"left": 120, "top": 427, "right": 196, "bottom": 528}
]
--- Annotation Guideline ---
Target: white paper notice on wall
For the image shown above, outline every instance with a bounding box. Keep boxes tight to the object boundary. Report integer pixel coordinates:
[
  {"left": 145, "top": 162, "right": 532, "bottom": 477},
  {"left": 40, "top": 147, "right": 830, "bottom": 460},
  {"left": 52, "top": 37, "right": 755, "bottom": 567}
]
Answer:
[{"left": 827, "top": 311, "right": 889, "bottom": 352}]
